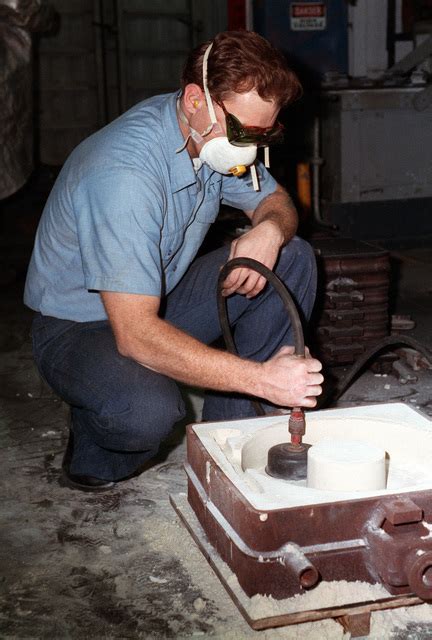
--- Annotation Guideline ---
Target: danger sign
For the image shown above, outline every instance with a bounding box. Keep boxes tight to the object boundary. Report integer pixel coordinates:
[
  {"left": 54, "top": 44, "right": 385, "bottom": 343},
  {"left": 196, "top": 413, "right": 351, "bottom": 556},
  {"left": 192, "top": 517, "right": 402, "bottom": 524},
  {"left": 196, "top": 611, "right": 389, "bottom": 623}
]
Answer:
[{"left": 290, "top": 2, "right": 327, "bottom": 31}]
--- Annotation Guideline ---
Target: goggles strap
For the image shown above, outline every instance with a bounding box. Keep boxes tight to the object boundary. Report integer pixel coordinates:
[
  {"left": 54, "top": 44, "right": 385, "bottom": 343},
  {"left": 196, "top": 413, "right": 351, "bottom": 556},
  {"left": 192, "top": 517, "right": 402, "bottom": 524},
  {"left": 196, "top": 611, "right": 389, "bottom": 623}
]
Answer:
[
  {"left": 250, "top": 164, "right": 260, "bottom": 191},
  {"left": 264, "top": 146, "right": 270, "bottom": 168}
]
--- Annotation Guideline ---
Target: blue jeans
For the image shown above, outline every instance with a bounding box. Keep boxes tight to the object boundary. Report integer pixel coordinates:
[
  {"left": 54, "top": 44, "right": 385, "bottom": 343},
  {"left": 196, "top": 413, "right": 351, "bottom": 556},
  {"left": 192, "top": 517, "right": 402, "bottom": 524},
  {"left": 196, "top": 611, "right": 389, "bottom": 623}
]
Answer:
[{"left": 31, "top": 238, "right": 316, "bottom": 481}]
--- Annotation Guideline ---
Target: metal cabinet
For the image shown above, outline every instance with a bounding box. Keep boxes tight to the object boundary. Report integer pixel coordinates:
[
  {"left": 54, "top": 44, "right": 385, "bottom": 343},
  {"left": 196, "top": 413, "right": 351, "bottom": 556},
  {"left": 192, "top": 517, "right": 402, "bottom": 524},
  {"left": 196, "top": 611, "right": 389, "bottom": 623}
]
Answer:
[
  {"left": 318, "top": 86, "right": 432, "bottom": 240},
  {"left": 321, "top": 87, "right": 432, "bottom": 206}
]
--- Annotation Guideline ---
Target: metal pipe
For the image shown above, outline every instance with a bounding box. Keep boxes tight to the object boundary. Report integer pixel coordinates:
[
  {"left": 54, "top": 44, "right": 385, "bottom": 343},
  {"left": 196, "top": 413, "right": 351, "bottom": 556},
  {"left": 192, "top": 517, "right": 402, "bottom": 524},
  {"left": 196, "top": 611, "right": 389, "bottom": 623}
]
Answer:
[
  {"left": 245, "top": 0, "right": 254, "bottom": 30},
  {"left": 311, "top": 115, "right": 322, "bottom": 224},
  {"left": 187, "top": 463, "right": 320, "bottom": 590},
  {"left": 93, "top": 0, "right": 108, "bottom": 127},
  {"left": 405, "top": 550, "right": 432, "bottom": 600},
  {"left": 114, "top": 0, "right": 127, "bottom": 113}
]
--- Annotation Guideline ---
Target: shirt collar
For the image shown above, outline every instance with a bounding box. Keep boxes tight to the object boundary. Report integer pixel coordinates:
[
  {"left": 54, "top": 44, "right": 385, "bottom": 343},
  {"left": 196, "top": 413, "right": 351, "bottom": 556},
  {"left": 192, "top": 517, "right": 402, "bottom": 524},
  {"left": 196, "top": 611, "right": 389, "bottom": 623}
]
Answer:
[{"left": 162, "top": 92, "right": 198, "bottom": 193}]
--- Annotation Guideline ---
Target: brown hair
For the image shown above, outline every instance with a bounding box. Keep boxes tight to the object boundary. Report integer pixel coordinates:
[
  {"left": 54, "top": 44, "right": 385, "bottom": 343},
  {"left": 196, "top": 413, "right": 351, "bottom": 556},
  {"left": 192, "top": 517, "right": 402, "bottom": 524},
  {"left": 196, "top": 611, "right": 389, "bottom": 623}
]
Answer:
[{"left": 181, "top": 30, "right": 302, "bottom": 108}]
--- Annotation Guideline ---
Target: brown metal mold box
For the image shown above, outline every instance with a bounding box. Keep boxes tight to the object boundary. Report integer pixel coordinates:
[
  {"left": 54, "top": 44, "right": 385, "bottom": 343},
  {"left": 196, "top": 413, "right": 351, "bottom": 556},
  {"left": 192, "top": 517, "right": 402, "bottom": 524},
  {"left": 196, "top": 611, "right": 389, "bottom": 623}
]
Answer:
[{"left": 181, "top": 404, "right": 432, "bottom": 603}]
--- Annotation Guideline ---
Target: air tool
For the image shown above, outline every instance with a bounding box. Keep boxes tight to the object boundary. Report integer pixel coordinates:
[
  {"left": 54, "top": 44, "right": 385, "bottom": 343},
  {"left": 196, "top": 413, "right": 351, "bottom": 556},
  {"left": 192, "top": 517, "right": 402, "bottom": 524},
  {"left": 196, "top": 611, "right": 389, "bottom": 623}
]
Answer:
[{"left": 217, "top": 257, "right": 311, "bottom": 481}]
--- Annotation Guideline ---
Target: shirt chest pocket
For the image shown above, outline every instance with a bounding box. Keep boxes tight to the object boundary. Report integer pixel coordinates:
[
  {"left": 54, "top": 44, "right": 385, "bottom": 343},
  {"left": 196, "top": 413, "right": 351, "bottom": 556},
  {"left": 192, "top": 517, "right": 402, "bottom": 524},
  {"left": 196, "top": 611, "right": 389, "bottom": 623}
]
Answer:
[
  {"left": 195, "top": 176, "right": 222, "bottom": 224},
  {"left": 160, "top": 177, "right": 222, "bottom": 265}
]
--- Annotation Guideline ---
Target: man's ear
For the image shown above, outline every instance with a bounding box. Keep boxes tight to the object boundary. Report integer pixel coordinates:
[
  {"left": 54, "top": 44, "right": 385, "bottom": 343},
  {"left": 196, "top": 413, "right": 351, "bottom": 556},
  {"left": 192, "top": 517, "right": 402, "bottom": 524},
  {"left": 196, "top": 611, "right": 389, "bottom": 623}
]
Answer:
[{"left": 182, "top": 84, "right": 204, "bottom": 115}]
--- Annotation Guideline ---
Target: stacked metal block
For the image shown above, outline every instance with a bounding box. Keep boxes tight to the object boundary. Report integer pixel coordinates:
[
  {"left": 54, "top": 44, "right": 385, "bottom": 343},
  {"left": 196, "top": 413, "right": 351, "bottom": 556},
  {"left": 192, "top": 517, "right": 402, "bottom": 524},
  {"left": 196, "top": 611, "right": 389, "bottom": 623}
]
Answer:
[{"left": 311, "top": 237, "right": 390, "bottom": 366}]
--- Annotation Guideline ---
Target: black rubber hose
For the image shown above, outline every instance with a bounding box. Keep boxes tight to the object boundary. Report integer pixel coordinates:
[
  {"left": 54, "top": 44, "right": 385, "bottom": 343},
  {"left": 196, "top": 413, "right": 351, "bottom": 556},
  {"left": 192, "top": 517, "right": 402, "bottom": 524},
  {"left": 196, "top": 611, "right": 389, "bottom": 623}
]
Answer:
[
  {"left": 217, "top": 259, "right": 432, "bottom": 414},
  {"left": 329, "top": 334, "right": 432, "bottom": 404},
  {"left": 217, "top": 257, "right": 305, "bottom": 416}
]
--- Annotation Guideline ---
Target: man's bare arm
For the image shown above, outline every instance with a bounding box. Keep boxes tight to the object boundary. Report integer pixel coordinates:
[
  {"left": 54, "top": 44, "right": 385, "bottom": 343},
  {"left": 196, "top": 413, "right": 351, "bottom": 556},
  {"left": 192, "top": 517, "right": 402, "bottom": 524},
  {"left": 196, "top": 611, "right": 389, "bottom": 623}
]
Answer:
[
  {"left": 249, "top": 183, "right": 298, "bottom": 244},
  {"left": 101, "top": 291, "right": 323, "bottom": 409},
  {"left": 221, "top": 185, "right": 299, "bottom": 298}
]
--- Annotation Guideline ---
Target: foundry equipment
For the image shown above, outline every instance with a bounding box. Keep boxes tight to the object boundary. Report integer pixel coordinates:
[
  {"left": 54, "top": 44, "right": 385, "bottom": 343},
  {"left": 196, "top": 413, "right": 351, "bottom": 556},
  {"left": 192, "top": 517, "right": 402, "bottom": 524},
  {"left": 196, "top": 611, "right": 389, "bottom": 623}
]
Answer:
[
  {"left": 312, "top": 236, "right": 391, "bottom": 366},
  {"left": 171, "top": 257, "right": 432, "bottom": 636},
  {"left": 173, "top": 403, "right": 432, "bottom": 635},
  {"left": 217, "top": 257, "right": 431, "bottom": 481},
  {"left": 218, "top": 257, "right": 310, "bottom": 481},
  {"left": 318, "top": 33, "right": 432, "bottom": 241}
]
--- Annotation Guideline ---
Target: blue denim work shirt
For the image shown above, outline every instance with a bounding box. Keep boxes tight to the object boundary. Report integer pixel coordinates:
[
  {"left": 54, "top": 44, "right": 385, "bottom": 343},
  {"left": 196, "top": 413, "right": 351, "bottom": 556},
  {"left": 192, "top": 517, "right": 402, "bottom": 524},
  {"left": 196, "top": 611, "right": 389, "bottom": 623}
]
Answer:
[{"left": 24, "top": 92, "right": 278, "bottom": 322}]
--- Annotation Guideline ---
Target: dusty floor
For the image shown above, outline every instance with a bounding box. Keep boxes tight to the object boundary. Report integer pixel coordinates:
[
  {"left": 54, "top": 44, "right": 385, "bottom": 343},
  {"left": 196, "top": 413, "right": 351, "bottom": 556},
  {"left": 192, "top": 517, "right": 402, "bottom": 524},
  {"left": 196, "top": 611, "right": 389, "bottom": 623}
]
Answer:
[{"left": 2, "top": 182, "right": 432, "bottom": 639}]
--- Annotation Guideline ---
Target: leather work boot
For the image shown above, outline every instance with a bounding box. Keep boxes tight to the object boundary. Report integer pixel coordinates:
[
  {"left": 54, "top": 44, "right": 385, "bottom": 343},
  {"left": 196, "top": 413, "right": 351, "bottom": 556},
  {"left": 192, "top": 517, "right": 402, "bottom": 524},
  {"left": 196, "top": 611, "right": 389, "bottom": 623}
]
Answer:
[{"left": 61, "top": 430, "right": 115, "bottom": 492}]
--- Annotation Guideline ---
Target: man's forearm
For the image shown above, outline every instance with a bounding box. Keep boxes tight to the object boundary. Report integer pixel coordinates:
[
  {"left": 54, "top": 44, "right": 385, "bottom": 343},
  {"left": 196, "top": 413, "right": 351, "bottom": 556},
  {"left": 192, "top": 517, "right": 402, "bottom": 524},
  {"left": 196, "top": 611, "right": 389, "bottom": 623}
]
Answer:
[
  {"left": 102, "top": 291, "right": 323, "bottom": 409},
  {"left": 117, "top": 313, "right": 263, "bottom": 396},
  {"left": 251, "top": 186, "right": 298, "bottom": 246},
  {"left": 220, "top": 187, "right": 299, "bottom": 298},
  {"left": 118, "top": 316, "right": 322, "bottom": 409}
]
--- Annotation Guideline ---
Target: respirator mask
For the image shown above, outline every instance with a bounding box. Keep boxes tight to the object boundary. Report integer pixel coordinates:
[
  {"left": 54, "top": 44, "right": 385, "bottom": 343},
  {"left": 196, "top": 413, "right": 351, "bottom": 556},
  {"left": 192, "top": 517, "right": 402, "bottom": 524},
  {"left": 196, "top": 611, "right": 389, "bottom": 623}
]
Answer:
[{"left": 198, "top": 136, "right": 257, "bottom": 177}]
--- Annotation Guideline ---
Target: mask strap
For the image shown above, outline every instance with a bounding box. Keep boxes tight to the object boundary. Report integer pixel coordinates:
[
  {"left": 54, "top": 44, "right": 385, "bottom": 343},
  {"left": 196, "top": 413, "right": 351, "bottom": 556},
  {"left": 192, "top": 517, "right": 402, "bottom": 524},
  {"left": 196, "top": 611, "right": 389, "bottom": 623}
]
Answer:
[
  {"left": 250, "top": 164, "right": 260, "bottom": 191},
  {"left": 264, "top": 146, "right": 270, "bottom": 168},
  {"left": 176, "top": 98, "right": 189, "bottom": 127},
  {"left": 175, "top": 98, "right": 212, "bottom": 153},
  {"left": 175, "top": 100, "right": 192, "bottom": 152},
  {"left": 202, "top": 43, "right": 218, "bottom": 126}
]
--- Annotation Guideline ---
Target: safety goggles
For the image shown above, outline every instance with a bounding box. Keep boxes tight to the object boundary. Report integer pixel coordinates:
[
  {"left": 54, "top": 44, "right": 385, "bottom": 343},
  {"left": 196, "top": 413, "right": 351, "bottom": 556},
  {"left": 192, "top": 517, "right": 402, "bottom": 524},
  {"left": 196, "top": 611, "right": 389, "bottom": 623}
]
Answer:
[{"left": 217, "top": 100, "right": 285, "bottom": 147}]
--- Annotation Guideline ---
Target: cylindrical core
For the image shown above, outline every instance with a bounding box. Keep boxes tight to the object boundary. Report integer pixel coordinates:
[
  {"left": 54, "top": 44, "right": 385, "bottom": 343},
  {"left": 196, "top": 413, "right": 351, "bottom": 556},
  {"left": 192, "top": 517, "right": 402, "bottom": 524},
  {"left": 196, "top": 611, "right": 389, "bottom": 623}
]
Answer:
[{"left": 307, "top": 439, "right": 386, "bottom": 491}]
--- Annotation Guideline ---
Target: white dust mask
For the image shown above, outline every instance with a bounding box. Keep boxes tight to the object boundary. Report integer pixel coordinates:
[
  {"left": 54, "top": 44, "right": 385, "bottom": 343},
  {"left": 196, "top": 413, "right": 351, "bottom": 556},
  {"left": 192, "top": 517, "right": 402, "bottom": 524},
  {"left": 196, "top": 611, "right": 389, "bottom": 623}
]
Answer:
[{"left": 199, "top": 137, "right": 257, "bottom": 176}]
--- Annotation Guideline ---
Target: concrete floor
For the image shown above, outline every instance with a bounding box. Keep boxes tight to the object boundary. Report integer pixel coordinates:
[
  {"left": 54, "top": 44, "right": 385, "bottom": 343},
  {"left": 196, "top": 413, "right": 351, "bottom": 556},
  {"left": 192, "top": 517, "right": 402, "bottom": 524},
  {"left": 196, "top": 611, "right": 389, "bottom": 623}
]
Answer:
[{"left": 2, "top": 183, "right": 432, "bottom": 639}]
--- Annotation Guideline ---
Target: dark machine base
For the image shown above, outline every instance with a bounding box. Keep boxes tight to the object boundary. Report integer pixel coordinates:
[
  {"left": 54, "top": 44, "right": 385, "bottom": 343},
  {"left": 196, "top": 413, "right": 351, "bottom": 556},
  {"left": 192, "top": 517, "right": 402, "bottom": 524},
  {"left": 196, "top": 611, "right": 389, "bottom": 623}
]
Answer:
[{"left": 323, "top": 198, "right": 432, "bottom": 247}]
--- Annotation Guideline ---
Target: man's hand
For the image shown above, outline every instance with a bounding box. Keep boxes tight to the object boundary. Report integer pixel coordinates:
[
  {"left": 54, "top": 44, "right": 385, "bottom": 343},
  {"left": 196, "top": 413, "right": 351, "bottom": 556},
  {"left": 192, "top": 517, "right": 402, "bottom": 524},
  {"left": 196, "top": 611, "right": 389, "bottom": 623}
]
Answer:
[
  {"left": 221, "top": 220, "right": 284, "bottom": 298},
  {"left": 221, "top": 185, "right": 298, "bottom": 299},
  {"left": 259, "top": 346, "right": 323, "bottom": 408}
]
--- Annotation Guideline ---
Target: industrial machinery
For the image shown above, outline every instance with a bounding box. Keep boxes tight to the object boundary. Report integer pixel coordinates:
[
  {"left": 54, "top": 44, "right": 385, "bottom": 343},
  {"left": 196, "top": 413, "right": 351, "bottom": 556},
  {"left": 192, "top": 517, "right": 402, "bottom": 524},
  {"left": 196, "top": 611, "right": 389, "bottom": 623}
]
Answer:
[
  {"left": 312, "top": 236, "right": 391, "bottom": 366},
  {"left": 254, "top": 1, "right": 432, "bottom": 242},
  {"left": 172, "top": 403, "right": 432, "bottom": 635},
  {"left": 171, "top": 259, "right": 432, "bottom": 637}
]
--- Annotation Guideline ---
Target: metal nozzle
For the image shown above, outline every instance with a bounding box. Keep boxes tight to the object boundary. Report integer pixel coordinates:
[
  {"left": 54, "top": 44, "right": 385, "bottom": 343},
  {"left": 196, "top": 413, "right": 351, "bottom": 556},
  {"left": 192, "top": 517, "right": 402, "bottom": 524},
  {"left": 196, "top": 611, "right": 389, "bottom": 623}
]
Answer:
[
  {"left": 289, "top": 408, "right": 306, "bottom": 446},
  {"left": 266, "top": 408, "right": 310, "bottom": 481}
]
